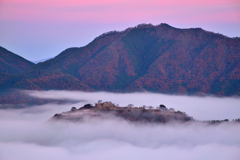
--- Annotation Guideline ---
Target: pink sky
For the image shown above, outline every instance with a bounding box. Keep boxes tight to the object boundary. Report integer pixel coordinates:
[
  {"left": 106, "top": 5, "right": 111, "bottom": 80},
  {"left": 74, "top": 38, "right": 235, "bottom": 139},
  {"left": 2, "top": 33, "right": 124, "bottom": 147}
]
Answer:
[{"left": 0, "top": 0, "right": 239, "bottom": 61}]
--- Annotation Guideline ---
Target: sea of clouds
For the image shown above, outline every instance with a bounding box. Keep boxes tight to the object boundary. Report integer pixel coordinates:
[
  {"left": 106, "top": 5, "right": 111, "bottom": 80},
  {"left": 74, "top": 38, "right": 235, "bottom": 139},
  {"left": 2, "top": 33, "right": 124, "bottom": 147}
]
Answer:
[{"left": 0, "top": 90, "right": 239, "bottom": 160}]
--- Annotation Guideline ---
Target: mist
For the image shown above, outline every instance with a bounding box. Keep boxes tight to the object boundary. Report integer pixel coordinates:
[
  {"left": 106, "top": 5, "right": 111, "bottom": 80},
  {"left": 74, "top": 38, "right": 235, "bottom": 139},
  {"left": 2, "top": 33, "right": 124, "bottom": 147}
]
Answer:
[
  {"left": 26, "top": 90, "right": 240, "bottom": 121},
  {"left": 0, "top": 91, "right": 240, "bottom": 160}
]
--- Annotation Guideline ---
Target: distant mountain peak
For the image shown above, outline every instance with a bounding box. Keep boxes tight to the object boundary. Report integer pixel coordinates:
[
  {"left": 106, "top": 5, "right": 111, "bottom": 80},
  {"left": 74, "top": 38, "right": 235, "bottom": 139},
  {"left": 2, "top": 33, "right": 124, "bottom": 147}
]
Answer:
[{"left": 33, "top": 57, "right": 53, "bottom": 64}]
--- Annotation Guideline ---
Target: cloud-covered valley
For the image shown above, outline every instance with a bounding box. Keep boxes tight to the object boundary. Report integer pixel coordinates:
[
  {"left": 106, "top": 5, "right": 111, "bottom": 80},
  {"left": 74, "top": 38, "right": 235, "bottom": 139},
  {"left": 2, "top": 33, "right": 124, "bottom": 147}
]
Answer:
[{"left": 0, "top": 91, "right": 240, "bottom": 160}]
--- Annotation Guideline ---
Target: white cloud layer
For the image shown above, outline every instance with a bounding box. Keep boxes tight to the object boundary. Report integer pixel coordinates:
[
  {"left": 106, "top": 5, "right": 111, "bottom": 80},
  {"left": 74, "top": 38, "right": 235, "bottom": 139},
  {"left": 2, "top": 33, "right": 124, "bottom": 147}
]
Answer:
[
  {"left": 0, "top": 91, "right": 240, "bottom": 160},
  {"left": 27, "top": 90, "right": 240, "bottom": 120}
]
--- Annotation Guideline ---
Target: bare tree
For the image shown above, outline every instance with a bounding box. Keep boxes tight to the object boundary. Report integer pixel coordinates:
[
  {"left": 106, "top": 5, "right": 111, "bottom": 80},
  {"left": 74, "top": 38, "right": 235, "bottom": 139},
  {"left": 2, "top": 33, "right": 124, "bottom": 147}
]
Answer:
[{"left": 127, "top": 104, "right": 134, "bottom": 108}]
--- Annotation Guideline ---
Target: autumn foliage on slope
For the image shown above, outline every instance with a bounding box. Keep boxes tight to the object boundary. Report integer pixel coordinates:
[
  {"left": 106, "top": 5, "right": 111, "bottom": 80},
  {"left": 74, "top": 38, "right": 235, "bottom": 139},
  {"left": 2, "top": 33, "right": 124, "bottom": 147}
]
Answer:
[{"left": 0, "top": 23, "right": 239, "bottom": 97}]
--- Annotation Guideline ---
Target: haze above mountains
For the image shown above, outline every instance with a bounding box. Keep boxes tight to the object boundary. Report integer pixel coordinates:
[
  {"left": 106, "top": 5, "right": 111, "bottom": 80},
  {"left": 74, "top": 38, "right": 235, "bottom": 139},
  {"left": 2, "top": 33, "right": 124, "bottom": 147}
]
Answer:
[{"left": 0, "top": 23, "right": 239, "bottom": 99}]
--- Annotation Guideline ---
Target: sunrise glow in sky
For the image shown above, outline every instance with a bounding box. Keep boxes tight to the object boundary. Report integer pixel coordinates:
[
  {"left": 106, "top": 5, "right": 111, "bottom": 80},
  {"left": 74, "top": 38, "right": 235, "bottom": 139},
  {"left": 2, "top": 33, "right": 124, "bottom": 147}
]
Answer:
[{"left": 0, "top": 0, "right": 239, "bottom": 61}]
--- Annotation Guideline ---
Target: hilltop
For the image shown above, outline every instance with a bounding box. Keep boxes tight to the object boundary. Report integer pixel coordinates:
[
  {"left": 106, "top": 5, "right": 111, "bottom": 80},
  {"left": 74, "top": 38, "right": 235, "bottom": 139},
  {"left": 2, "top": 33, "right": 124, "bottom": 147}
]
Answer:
[
  {"left": 52, "top": 101, "right": 193, "bottom": 123},
  {"left": 52, "top": 101, "right": 240, "bottom": 124}
]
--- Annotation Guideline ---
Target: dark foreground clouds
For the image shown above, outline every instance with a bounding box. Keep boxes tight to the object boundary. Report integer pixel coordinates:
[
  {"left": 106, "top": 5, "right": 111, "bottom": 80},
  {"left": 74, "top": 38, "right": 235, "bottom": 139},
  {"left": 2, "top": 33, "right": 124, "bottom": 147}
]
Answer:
[{"left": 0, "top": 91, "right": 240, "bottom": 160}]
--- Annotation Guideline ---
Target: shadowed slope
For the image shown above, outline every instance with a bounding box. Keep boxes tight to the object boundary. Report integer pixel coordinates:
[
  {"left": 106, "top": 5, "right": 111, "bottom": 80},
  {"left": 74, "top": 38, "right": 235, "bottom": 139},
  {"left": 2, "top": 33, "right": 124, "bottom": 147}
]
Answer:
[
  {"left": 0, "top": 23, "right": 240, "bottom": 97},
  {"left": 0, "top": 46, "right": 34, "bottom": 74}
]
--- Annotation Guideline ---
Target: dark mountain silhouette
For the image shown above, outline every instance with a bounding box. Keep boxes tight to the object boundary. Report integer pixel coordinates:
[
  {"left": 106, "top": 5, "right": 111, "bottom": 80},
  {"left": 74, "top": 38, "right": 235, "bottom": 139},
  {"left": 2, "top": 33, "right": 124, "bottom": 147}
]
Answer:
[
  {"left": 0, "top": 46, "right": 34, "bottom": 74},
  {"left": 0, "top": 23, "right": 239, "bottom": 102}
]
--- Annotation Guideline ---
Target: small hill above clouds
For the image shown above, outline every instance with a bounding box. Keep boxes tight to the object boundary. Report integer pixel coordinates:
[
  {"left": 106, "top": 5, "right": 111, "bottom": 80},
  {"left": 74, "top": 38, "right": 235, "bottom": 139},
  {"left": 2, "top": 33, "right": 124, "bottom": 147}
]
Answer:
[
  {"left": 0, "top": 23, "right": 240, "bottom": 97},
  {"left": 52, "top": 102, "right": 193, "bottom": 123},
  {"left": 0, "top": 46, "right": 34, "bottom": 74},
  {"left": 51, "top": 101, "right": 240, "bottom": 124}
]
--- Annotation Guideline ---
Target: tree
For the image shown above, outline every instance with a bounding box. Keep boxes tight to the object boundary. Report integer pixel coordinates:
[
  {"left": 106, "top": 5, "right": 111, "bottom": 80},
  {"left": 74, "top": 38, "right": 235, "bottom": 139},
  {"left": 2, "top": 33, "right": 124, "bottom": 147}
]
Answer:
[
  {"left": 149, "top": 106, "right": 153, "bottom": 109},
  {"left": 159, "top": 104, "right": 167, "bottom": 110},
  {"left": 71, "top": 107, "right": 77, "bottom": 111},
  {"left": 127, "top": 104, "right": 134, "bottom": 108}
]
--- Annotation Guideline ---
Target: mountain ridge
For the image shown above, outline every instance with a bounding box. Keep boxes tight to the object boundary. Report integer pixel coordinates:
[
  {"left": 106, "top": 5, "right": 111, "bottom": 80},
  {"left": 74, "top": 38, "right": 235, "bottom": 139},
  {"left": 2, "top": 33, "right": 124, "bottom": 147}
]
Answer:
[
  {"left": 0, "top": 46, "right": 34, "bottom": 74},
  {"left": 0, "top": 23, "right": 239, "bottom": 101}
]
